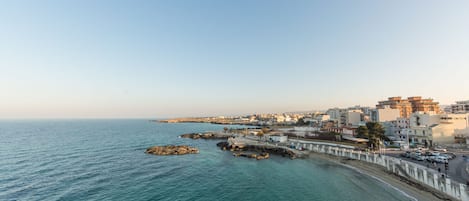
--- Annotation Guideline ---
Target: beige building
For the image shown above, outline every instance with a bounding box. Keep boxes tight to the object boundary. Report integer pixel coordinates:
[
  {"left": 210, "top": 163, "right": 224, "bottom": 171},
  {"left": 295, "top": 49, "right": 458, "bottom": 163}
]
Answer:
[{"left": 376, "top": 106, "right": 401, "bottom": 122}]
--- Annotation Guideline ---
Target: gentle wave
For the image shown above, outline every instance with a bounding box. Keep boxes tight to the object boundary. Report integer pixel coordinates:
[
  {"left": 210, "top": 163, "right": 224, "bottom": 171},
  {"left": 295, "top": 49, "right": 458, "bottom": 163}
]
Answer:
[{"left": 0, "top": 120, "right": 413, "bottom": 201}]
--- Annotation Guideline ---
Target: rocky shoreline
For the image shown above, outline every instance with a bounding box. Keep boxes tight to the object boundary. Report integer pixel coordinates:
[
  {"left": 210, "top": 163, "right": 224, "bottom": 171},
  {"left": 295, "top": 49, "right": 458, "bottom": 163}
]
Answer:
[{"left": 145, "top": 145, "right": 199, "bottom": 156}]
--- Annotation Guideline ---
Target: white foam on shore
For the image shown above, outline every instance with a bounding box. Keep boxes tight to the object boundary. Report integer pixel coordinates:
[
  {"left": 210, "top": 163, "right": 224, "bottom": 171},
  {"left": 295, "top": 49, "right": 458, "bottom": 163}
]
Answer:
[{"left": 341, "top": 163, "right": 419, "bottom": 201}]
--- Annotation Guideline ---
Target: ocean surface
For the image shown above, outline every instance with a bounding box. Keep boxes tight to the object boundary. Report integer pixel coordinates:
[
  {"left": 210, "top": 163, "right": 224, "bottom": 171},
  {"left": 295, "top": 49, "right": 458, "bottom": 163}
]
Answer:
[{"left": 0, "top": 120, "right": 413, "bottom": 201}]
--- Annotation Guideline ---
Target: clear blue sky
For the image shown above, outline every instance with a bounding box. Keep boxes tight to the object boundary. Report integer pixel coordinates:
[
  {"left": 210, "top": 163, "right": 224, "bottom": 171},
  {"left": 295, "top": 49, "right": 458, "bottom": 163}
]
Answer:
[{"left": 1, "top": 1, "right": 468, "bottom": 118}]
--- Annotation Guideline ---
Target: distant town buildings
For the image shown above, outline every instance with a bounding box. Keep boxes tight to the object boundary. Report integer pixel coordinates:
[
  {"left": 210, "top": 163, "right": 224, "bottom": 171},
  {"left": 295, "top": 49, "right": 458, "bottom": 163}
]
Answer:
[
  {"left": 326, "top": 106, "right": 370, "bottom": 127},
  {"left": 450, "top": 100, "right": 469, "bottom": 114},
  {"left": 201, "top": 96, "right": 468, "bottom": 147}
]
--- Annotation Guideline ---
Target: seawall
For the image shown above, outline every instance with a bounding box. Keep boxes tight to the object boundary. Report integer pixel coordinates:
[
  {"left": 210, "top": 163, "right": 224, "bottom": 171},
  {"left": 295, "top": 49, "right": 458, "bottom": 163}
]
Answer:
[{"left": 290, "top": 139, "right": 468, "bottom": 201}]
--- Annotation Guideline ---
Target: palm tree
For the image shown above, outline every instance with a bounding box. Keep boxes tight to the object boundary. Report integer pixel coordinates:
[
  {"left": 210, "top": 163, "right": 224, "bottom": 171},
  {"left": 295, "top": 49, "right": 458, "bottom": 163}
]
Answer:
[
  {"left": 356, "top": 126, "right": 369, "bottom": 139},
  {"left": 365, "top": 122, "right": 387, "bottom": 150}
]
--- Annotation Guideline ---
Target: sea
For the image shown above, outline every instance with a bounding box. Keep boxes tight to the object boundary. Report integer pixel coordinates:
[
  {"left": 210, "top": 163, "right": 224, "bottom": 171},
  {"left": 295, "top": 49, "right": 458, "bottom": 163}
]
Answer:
[{"left": 0, "top": 120, "right": 413, "bottom": 201}]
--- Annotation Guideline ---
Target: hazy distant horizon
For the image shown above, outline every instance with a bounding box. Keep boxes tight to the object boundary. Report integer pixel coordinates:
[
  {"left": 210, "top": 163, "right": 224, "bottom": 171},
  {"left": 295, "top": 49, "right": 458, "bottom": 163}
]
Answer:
[{"left": 1, "top": 1, "right": 468, "bottom": 118}]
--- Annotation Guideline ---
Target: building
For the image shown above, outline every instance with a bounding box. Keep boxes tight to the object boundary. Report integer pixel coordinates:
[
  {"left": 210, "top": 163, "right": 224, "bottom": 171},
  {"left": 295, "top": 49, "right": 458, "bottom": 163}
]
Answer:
[
  {"left": 385, "top": 118, "right": 411, "bottom": 142},
  {"left": 431, "top": 114, "right": 468, "bottom": 145},
  {"left": 377, "top": 97, "right": 413, "bottom": 118},
  {"left": 326, "top": 108, "right": 345, "bottom": 121},
  {"left": 377, "top": 96, "right": 440, "bottom": 118},
  {"left": 408, "top": 96, "right": 440, "bottom": 114},
  {"left": 269, "top": 135, "right": 288, "bottom": 143},
  {"left": 326, "top": 107, "right": 366, "bottom": 127},
  {"left": 376, "top": 106, "right": 400, "bottom": 122},
  {"left": 451, "top": 100, "right": 469, "bottom": 114},
  {"left": 315, "top": 114, "right": 330, "bottom": 122},
  {"left": 409, "top": 112, "right": 469, "bottom": 146},
  {"left": 345, "top": 110, "right": 363, "bottom": 126}
]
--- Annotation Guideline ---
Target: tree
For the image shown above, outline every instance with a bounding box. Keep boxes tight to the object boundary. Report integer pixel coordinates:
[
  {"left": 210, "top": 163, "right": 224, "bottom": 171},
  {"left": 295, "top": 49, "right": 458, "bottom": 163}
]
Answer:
[
  {"left": 256, "top": 130, "right": 264, "bottom": 141},
  {"left": 365, "top": 122, "right": 387, "bottom": 150},
  {"left": 356, "top": 126, "right": 369, "bottom": 139},
  {"left": 296, "top": 118, "right": 307, "bottom": 126},
  {"left": 261, "top": 127, "right": 270, "bottom": 134}
]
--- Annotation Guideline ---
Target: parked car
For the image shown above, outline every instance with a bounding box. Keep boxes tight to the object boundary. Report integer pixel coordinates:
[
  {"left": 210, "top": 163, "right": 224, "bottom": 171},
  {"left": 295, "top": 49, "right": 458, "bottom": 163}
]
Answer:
[
  {"left": 434, "top": 147, "right": 447, "bottom": 152},
  {"left": 416, "top": 156, "right": 426, "bottom": 161},
  {"left": 440, "top": 153, "right": 454, "bottom": 160},
  {"left": 446, "top": 153, "right": 456, "bottom": 159},
  {"left": 411, "top": 152, "right": 423, "bottom": 160},
  {"left": 426, "top": 156, "right": 436, "bottom": 162},
  {"left": 400, "top": 151, "right": 411, "bottom": 158},
  {"left": 435, "top": 157, "right": 448, "bottom": 163}
]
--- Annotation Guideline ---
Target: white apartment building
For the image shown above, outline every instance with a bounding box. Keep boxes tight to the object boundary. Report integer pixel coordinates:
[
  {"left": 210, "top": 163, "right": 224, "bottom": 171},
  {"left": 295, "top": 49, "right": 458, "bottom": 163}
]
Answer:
[
  {"left": 326, "top": 108, "right": 364, "bottom": 127},
  {"left": 409, "top": 112, "right": 469, "bottom": 146},
  {"left": 326, "top": 108, "right": 344, "bottom": 121},
  {"left": 385, "top": 118, "right": 411, "bottom": 141},
  {"left": 451, "top": 100, "right": 469, "bottom": 114}
]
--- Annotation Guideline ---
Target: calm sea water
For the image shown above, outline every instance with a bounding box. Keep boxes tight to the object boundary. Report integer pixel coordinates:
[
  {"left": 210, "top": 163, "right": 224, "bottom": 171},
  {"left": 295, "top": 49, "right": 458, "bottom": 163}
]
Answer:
[{"left": 0, "top": 120, "right": 412, "bottom": 201}]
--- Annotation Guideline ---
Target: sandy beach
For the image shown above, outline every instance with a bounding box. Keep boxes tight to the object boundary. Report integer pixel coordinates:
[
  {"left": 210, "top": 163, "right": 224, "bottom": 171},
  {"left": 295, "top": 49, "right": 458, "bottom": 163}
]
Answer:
[{"left": 307, "top": 152, "right": 456, "bottom": 201}]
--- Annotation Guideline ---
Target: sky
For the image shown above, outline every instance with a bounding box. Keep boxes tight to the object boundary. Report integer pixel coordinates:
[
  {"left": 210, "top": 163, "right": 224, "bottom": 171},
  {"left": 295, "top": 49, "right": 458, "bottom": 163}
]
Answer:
[{"left": 1, "top": 1, "right": 469, "bottom": 118}]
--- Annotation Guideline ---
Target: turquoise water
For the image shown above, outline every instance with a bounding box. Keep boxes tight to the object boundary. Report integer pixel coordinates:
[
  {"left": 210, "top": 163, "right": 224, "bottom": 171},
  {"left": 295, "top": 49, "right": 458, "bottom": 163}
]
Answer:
[{"left": 0, "top": 120, "right": 412, "bottom": 201}]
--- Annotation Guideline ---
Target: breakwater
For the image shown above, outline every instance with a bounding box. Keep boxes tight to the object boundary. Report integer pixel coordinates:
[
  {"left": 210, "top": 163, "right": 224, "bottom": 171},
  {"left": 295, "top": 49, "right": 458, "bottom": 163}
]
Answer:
[{"left": 290, "top": 139, "right": 468, "bottom": 201}]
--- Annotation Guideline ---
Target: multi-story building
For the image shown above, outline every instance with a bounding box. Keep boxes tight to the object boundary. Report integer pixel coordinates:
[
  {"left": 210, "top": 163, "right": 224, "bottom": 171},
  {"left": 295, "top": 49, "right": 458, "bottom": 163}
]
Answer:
[
  {"left": 376, "top": 96, "right": 440, "bottom": 118},
  {"left": 451, "top": 100, "right": 469, "bottom": 114},
  {"left": 385, "top": 118, "right": 411, "bottom": 141},
  {"left": 327, "top": 106, "right": 369, "bottom": 127},
  {"left": 326, "top": 108, "right": 344, "bottom": 121},
  {"left": 377, "top": 97, "right": 413, "bottom": 118},
  {"left": 409, "top": 112, "right": 469, "bottom": 146},
  {"left": 408, "top": 96, "right": 440, "bottom": 114}
]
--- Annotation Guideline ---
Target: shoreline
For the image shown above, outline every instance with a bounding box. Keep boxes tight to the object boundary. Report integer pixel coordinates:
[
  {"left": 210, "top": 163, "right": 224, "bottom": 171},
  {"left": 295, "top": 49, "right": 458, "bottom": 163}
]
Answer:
[
  {"left": 307, "top": 152, "right": 454, "bottom": 201},
  {"left": 177, "top": 127, "right": 461, "bottom": 200}
]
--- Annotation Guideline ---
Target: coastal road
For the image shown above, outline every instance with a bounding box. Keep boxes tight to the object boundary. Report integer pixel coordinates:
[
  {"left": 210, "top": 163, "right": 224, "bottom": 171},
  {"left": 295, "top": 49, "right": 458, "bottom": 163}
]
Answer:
[{"left": 386, "top": 151, "right": 469, "bottom": 184}]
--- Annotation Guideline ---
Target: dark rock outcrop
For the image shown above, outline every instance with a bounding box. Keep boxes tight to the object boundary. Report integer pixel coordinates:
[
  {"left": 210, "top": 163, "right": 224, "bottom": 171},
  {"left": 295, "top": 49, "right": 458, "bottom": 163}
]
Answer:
[
  {"left": 145, "top": 145, "right": 199, "bottom": 155},
  {"left": 217, "top": 142, "right": 296, "bottom": 159},
  {"left": 233, "top": 152, "right": 270, "bottom": 160},
  {"left": 180, "top": 133, "right": 229, "bottom": 140}
]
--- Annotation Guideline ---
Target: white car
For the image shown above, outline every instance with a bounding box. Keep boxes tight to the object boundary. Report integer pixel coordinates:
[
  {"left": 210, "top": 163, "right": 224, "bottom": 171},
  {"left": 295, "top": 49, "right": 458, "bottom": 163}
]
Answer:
[{"left": 434, "top": 147, "right": 447, "bottom": 152}]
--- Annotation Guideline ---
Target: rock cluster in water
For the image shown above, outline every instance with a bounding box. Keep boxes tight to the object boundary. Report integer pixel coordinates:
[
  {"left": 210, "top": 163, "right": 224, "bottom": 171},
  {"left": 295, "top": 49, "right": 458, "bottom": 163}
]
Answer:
[
  {"left": 233, "top": 152, "right": 270, "bottom": 160},
  {"left": 216, "top": 142, "right": 297, "bottom": 159},
  {"left": 180, "top": 132, "right": 229, "bottom": 139},
  {"left": 145, "top": 145, "right": 199, "bottom": 155}
]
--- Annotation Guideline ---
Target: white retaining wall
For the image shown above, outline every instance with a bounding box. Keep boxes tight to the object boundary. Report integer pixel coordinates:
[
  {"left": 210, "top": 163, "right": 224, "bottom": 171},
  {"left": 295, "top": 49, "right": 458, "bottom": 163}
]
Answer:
[{"left": 290, "top": 140, "right": 469, "bottom": 201}]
